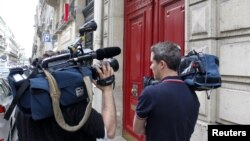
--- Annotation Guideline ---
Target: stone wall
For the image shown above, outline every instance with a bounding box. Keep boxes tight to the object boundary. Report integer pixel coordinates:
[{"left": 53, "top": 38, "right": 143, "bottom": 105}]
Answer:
[{"left": 187, "top": 0, "right": 250, "bottom": 140}]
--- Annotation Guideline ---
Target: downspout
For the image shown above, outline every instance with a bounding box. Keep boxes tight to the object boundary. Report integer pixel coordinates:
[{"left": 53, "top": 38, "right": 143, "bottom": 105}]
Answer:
[
  {"left": 93, "top": 0, "right": 103, "bottom": 51},
  {"left": 92, "top": 0, "right": 103, "bottom": 113}
]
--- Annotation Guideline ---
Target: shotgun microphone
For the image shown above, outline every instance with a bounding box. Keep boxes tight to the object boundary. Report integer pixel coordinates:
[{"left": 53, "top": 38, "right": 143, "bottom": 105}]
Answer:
[{"left": 69, "top": 47, "right": 121, "bottom": 62}]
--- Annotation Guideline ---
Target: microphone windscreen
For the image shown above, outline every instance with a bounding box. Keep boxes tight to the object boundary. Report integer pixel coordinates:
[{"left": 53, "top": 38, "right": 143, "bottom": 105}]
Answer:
[
  {"left": 103, "top": 47, "right": 121, "bottom": 58},
  {"left": 96, "top": 49, "right": 105, "bottom": 60}
]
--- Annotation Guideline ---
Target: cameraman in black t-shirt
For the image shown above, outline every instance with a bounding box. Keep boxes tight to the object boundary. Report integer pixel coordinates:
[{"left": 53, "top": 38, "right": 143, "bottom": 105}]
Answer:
[{"left": 16, "top": 52, "right": 117, "bottom": 141}]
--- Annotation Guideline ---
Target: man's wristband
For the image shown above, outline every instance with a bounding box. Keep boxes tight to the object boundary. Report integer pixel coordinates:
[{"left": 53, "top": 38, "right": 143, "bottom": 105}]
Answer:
[{"left": 97, "top": 75, "right": 115, "bottom": 86}]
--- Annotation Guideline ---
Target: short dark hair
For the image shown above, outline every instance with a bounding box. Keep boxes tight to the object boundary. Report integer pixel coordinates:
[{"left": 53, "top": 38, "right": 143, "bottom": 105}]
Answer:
[{"left": 151, "top": 41, "right": 181, "bottom": 71}]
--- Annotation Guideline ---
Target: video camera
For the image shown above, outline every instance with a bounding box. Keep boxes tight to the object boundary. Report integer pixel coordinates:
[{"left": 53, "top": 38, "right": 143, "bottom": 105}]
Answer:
[
  {"left": 40, "top": 47, "right": 120, "bottom": 79},
  {"left": 143, "top": 76, "right": 160, "bottom": 88},
  {"left": 11, "top": 20, "right": 121, "bottom": 85}
]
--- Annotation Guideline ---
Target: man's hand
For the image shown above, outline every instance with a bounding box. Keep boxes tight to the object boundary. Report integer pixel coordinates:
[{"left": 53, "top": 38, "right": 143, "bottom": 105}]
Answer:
[
  {"left": 92, "top": 61, "right": 117, "bottom": 139},
  {"left": 93, "top": 61, "right": 114, "bottom": 91}
]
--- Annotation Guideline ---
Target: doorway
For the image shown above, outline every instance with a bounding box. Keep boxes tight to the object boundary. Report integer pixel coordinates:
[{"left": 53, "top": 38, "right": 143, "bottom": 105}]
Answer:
[{"left": 123, "top": 0, "right": 185, "bottom": 140}]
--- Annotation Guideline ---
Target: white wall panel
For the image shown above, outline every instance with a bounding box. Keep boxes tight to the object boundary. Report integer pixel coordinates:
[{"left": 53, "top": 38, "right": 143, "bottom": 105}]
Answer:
[
  {"left": 219, "top": 41, "right": 250, "bottom": 77},
  {"left": 217, "top": 88, "right": 250, "bottom": 124}
]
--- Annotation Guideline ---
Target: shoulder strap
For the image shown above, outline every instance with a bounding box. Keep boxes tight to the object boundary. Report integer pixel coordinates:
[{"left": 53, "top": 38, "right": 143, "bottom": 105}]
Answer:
[
  {"left": 4, "top": 80, "right": 29, "bottom": 120},
  {"left": 43, "top": 68, "right": 93, "bottom": 132},
  {"left": 4, "top": 68, "right": 38, "bottom": 120},
  {"left": 162, "top": 79, "right": 184, "bottom": 83}
]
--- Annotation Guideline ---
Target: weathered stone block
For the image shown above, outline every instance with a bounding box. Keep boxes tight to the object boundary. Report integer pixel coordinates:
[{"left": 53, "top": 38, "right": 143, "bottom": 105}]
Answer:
[
  {"left": 219, "top": 40, "right": 250, "bottom": 77},
  {"left": 219, "top": 0, "right": 250, "bottom": 32},
  {"left": 217, "top": 87, "right": 250, "bottom": 124}
]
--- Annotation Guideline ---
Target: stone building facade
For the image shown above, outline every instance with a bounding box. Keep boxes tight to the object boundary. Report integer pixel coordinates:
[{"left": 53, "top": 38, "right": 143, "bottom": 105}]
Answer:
[
  {"left": 32, "top": 0, "right": 250, "bottom": 141},
  {"left": 0, "top": 16, "right": 20, "bottom": 78},
  {"left": 187, "top": 0, "right": 250, "bottom": 140}
]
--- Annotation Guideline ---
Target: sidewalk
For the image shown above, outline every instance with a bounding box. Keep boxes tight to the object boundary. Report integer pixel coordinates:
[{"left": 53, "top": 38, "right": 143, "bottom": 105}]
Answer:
[
  {"left": 97, "top": 136, "right": 126, "bottom": 141},
  {"left": 112, "top": 136, "right": 127, "bottom": 141}
]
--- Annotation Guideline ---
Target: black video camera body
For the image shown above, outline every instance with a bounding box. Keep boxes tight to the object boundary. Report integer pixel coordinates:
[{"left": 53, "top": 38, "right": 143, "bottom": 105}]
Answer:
[
  {"left": 39, "top": 47, "right": 120, "bottom": 81},
  {"left": 143, "top": 76, "right": 160, "bottom": 88}
]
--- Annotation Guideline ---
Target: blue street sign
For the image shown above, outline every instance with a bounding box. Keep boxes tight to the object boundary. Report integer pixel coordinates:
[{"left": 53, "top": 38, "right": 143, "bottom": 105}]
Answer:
[{"left": 43, "top": 33, "right": 51, "bottom": 42}]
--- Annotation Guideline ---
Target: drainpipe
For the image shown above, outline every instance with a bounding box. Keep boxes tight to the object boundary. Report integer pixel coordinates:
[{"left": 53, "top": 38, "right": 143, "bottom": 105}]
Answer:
[
  {"left": 93, "top": 0, "right": 103, "bottom": 51},
  {"left": 92, "top": 0, "right": 103, "bottom": 113}
]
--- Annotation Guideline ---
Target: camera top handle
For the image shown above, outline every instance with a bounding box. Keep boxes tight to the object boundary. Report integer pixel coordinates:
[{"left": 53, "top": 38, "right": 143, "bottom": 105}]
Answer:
[{"left": 68, "top": 20, "right": 97, "bottom": 58}]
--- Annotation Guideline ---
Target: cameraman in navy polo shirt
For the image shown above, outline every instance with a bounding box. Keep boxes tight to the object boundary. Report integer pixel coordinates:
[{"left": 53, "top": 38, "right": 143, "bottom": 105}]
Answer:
[{"left": 133, "top": 42, "right": 200, "bottom": 141}]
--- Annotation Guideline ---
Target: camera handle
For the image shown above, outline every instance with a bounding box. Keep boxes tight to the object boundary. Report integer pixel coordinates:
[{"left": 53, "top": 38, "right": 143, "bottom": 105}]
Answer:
[
  {"left": 68, "top": 35, "right": 85, "bottom": 58},
  {"left": 97, "top": 75, "right": 115, "bottom": 89},
  {"left": 68, "top": 20, "right": 97, "bottom": 58}
]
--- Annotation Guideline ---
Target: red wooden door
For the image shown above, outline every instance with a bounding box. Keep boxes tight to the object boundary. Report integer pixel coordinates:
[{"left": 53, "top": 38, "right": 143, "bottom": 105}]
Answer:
[
  {"left": 158, "top": 0, "right": 185, "bottom": 55},
  {"left": 123, "top": 0, "right": 153, "bottom": 140},
  {"left": 123, "top": 0, "right": 184, "bottom": 140}
]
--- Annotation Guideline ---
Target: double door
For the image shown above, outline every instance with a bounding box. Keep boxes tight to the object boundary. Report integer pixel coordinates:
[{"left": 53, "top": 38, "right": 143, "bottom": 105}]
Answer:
[{"left": 123, "top": 0, "right": 185, "bottom": 140}]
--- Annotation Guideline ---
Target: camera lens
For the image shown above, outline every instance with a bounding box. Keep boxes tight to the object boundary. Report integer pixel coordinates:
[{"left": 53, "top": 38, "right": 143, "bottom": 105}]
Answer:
[
  {"left": 108, "top": 58, "right": 119, "bottom": 72},
  {"left": 143, "top": 76, "right": 160, "bottom": 88},
  {"left": 91, "top": 58, "right": 119, "bottom": 80}
]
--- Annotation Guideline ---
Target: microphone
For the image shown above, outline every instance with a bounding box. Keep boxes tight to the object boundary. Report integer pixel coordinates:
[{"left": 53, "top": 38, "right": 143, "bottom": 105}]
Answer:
[
  {"left": 100, "top": 47, "right": 121, "bottom": 58},
  {"left": 70, "top": 47, "right": 121, "bottom": 62}
]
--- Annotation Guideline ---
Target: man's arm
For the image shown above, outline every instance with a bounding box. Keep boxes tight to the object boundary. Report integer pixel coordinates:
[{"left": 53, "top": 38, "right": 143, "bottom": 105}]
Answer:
[
  {"left": 133, "top": 89, "right": 152, "bottom": 135},
  {"left": 94, "top": 62, "right": 117, "bottom": 139},
  {"left": 133, "top": 114, "right": 146, "bottom": 134},
  {"left": 102, "top": 87, "right": 116, "bottom": 138}
]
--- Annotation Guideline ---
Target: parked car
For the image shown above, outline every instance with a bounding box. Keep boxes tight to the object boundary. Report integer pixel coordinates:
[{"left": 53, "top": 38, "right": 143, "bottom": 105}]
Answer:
[{"left": 0, "top": 78, "right": 18, "bottom": 141}]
